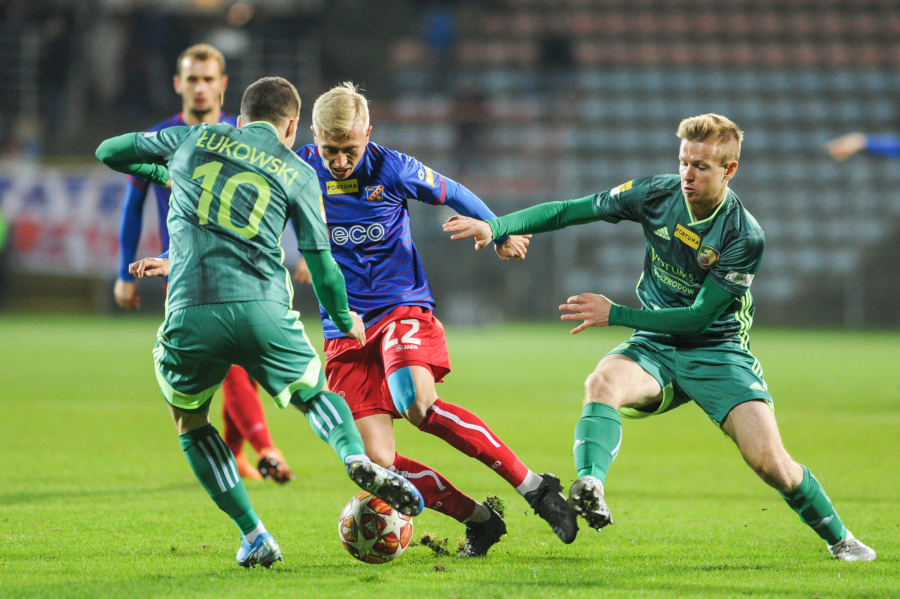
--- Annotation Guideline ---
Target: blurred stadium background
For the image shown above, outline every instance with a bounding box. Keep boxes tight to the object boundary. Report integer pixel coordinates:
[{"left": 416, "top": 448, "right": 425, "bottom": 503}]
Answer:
[{"left": 1, "top": 0, "right": 899, "bottom": 328}]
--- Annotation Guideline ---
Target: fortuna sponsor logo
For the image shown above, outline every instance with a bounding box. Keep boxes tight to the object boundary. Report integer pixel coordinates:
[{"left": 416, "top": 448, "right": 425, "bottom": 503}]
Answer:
[
  {"left": 326, "top": 179, "right": 359, "bottom": 195},
  {"left": 725, "top": 271, "right": 755, "bottom": 287},
  {"left": 194, "top": 130, "right": 300, "bottom": 186},
  {"left": 609, "top": 179, "right": 633, "bottom": 197},
  {"left": 654, "top": 226, "right": 671, "bottom": 240},
  {"left": 674, "top": 224, "right": 700, "bottom": 249}
]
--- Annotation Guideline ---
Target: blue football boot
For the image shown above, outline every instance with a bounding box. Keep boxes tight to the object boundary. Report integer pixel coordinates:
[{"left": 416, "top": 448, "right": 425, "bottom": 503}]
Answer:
[
  {"left": 236, "top": 532, "right": 283, "bottom": 568},
  {"left": 346, "top": 459, "right": 425, "bottom": 516}
]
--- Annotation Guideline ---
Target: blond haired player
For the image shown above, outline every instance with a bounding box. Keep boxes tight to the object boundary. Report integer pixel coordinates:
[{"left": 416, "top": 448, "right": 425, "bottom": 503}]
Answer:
[{"left": 446, "top": 114, "right": 876, "bottom": 561}]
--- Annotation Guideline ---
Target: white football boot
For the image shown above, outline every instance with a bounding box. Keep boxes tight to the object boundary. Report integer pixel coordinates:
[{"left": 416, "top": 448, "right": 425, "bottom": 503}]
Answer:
[
  {"left": 828, "top": 531, "right": 876, "bottom": 561},
  {"left": 568, "top": 475, "right": 613, "bottom": 531}
]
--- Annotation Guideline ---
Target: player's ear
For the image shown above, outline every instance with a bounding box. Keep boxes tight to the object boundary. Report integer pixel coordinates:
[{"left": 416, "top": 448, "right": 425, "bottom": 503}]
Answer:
[
  {"left": 724, "top": 160, "right": 738, "bottom": 181},
  {"left": 173, "top": 75, "right": 182, "bottom": 94},
  {"left": 364, "top": 126, "right": 372, "bottom": 143},
  {"left": 286, "top": 117, "right": 297, "bottom": 139},
  {"left": 221, "top": 74, "right": 228, "bottom": 92},
  {"left": 310, "top": 125, "right": 318, "bottom": 142},
  {"left": 236, "top": 115, "right": 243, "bottom": 128}
]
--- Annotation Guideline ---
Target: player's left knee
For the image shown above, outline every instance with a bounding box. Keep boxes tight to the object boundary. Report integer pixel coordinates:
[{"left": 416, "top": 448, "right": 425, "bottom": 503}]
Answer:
[{"left": 750, "top": 454, "right": 796, "bottom": 493}]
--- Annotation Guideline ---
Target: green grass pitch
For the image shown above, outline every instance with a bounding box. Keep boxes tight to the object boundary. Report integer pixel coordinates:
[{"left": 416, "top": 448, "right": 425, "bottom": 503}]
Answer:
[{"left": 1, "top": 315, "right": 897, "bottom": 598}]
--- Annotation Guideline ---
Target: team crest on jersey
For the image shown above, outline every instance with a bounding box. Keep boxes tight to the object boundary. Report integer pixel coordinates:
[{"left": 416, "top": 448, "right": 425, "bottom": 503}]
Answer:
[
  {"left": 674, "top": 224, "right": 700, "bottom": 249},
  {"left": 365, "top": 185, "right": 385, "bottom": 202},
  {"left": 326, "top": 179, "right": 359, "bottom": 195},
  {"left": 697, "top": 245, "right": 720, "bottom": 269}
]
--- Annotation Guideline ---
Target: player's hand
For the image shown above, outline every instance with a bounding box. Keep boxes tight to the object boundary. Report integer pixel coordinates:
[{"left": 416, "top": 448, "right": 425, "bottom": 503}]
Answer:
[
  {"left": 293, "top": 257, "right": 312, "bottom": 284},
  {"left": 113, "top": 279, "right": 140, "bottom": 310},
  {"left": 346, "top": 311, "right": 366, "bottom": 347},
  {"left": 129, "top": 257, "right": 169, "bottom": 278},
  {"left": 559, "top": 293, "right": 613, "bottom": 334},
  {"left": 442, "top": 215, "right": 494, "bottom": 251},
  {"left": 163, "top": 176, "right": 173, "bottom": 189},
  {"left": 494, "top": 234, "right": 531, "bottom": 261},
  {"left": 826, "top": 133, "right": 866, "bottom": 161}
]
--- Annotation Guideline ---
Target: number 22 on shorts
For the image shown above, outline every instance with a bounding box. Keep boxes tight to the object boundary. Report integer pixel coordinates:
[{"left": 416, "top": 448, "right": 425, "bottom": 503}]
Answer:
[{"left": 384, "top": 320, "right": 422, "bottom": 351}]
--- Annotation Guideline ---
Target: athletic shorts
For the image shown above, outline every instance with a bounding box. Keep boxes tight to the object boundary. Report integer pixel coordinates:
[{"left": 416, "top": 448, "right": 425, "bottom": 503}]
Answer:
[
  {"left": 154, "top": 300, "right": 325, "bottom": 413},
  {"left": 324, "top": 306, "right": 451, "bottom": 420},
  {"left": 608, "top": 334, "right": 773, "bottom": 426}
]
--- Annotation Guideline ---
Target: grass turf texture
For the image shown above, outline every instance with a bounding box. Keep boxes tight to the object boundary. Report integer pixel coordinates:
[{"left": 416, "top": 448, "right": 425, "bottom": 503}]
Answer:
[{"left": 0, "top": 315, "right": 897, "bottom": 598}]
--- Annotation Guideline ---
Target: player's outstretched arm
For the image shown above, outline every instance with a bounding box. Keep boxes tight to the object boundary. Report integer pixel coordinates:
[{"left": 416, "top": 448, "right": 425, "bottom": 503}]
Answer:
[
  {"left": 443, "top": 215, "right": 495, "bottom": 250},
  {"left": 96, "top": 133, "right": 171, "bottom": 187},
  {"left": 304, "top": 249, "right": 365, "bottom": 346},
  {"left": 560, "top": 278, "right": 736, "bottom": 336},
  {"left": 129, "top": 257, "right": 169, "bottom": 278}
]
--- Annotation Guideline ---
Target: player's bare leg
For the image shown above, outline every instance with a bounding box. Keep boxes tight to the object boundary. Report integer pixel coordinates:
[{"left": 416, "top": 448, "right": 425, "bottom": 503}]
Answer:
[
  {"left": 722, "top": 401, "right": 875, "bottom": 561},
  {"left": 356, "top": 412, "right": 507, "bottom": 556},
  {"left": 168, "top": 404, "right": 281, "bottom": 568},
  {"left": 393, "top": 365, "right": 577, "bottom": 544},
  {"left": 570, "top": 354, "right": 662, "bottom": 531}
]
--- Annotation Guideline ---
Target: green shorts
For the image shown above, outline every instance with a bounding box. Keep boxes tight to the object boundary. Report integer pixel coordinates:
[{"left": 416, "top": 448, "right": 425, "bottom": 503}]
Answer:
[
  {"left": 609, "top": 335, "right": 773, "bottom": 426},
  {"left": 153, "top": 300, "right": 325, "bottom": 413}
]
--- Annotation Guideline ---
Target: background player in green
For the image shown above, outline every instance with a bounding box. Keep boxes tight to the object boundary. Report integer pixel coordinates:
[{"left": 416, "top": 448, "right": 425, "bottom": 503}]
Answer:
[
  {"left": 443, "top": 114, "right": 876, "bottom": 561},
  {"left": 95, "top": 76, "right": 424, "bottom": 568}
]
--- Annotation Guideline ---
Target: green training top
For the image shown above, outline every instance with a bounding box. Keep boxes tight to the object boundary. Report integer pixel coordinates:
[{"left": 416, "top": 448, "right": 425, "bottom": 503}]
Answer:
[
  {"left": 488, "top": 175, "right": 765, "bottom": 347},
  {"left": 132, "top": 121, "right": 332, "bottom": 313}
]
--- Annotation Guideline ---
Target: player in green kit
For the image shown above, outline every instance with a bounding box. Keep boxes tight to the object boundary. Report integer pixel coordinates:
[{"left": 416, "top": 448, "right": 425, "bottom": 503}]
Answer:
[
  {"left": 95, "top": 77, "right": 424, "bottom": 568},
  {"left": 443, "top": 114, "right": 876, "bottom": 561}
]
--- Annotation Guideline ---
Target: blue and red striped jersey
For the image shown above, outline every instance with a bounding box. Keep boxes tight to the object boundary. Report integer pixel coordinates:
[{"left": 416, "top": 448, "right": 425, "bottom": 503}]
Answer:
[{"left": 297, "top": 141, "right": 500, "bottom": 338}]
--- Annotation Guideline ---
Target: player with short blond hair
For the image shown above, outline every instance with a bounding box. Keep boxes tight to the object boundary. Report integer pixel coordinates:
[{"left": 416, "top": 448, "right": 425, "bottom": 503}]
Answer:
[
  {"left": 444, "top": 113, "right": 876, "bottom": 561},
  {"left": 295, "top": 82, "right": 579, "bottom": 556}
]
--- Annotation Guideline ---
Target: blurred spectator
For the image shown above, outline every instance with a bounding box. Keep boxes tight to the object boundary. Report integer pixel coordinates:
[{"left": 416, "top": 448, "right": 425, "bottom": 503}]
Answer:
[{"left": 0, "top": 206, "right": 8, "bottom": 309}]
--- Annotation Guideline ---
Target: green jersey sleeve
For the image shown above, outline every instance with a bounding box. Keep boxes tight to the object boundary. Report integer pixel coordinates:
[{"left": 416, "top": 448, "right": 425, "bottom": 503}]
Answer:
[
  {"left": 133, "top": 126, "right": 193, "bottom": 163},
  {"left": 289, "top": 174, "right": 332, "bottom": 252},
  {"left": 95, "top": 133, "right": 170, "bottom": 186},
  {"left": 706, "top": 229, "right": 765, "bottom": 297},
  {"left": 591, "top": 177, "right": 653, "bottom": 224}
]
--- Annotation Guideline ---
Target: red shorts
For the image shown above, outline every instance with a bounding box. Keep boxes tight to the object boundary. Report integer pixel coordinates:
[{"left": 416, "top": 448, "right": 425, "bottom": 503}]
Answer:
[{"left": 323, "top": 306, "right": 451, "bottom": 420}]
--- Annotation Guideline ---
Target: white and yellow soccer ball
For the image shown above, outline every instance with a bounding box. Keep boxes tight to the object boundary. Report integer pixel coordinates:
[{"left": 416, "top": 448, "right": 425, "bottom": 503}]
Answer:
[{"left": 338, "top": 491, "right": 414, "bottom": 564}]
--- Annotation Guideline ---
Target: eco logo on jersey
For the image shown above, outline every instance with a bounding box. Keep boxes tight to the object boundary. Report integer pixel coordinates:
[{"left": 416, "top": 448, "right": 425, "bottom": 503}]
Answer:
[
  {"left": 674, "top": 224, "right": 700, "bottom": 249},
  {"left": 697, "top": 245, "right": 720, "bottom": 269},
  {"left": 609, "top": 180, "right": 633, "bottom": 197},
  {"left": 326, "top": 179, "right": 359, "bottom": 195},
  {"left": 365, "top": 185, "right": 385, "bottom": 202}
]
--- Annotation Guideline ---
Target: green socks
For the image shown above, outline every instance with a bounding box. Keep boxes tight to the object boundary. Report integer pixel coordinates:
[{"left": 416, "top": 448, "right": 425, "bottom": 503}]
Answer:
[
  {"left": 574, "top": 402, "right": 622, "bottom": 483},
  {"left": 780, "top": 465, "right": 847, "bottom": 545},
  {"left": 304, "top": 391, "right": 367, "bottom": 463},
  {"left": 179, "top": 424, "right": 259, "bottom": 536}
]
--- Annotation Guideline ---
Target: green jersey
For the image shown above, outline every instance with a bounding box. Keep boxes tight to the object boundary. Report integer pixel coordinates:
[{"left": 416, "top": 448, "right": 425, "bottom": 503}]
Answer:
[
  {"left": 592, "top": 174, "right": 764, "bottom": 346},
  {"left": 133, "top": 121, "right": 329, "bottom": 312}
]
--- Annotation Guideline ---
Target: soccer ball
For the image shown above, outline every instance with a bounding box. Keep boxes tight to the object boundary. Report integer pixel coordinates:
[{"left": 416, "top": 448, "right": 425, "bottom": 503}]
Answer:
[{"left": 338, "top": 491, "right": 414, "bottom": 564}]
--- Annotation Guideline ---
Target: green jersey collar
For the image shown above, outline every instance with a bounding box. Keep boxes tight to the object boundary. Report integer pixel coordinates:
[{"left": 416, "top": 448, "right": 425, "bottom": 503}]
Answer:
[
  {"left": 243, "top": 120, "right": 280, "bottom": 138},
  {"left": 683, "top": 188, "right": 732, "bottom": 226}
]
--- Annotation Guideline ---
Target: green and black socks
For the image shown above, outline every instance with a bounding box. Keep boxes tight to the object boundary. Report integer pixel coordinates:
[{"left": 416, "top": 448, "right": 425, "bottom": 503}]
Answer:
[
  {"left": 574, "top": 402, "right": 622, "bottom": 483},
  {"left": 780, "top": 465, "right": 847, "bottom": 545},
  {"left": 303, "top": 391, "right": 367, "bottom": 463},
  {"left": 180, "top": 424, "right": 259, "bottom": 536}
]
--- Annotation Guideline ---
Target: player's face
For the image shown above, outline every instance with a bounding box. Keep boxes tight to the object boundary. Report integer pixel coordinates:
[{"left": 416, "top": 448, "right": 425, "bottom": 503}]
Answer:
[
  {"left": 174, "top": 58, "right": 227, "bottom": 119},
  {"left": 313, "top": 126, "right": 371, "bottom": 180},
  {"left": 679, "top": 140, "right": 737, "bottom": 210}
]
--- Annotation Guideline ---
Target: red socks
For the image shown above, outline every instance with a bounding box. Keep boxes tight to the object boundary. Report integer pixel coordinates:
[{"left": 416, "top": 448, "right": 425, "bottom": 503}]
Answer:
[
  {"left": 221, "top": 366, "right": 274, "bottom": 455},
  {"left": 417, "top": 399, "right": 529, "bottom": 488},
  {"left": 391, "top": 453, "right": 477, "bottom": 523}
]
